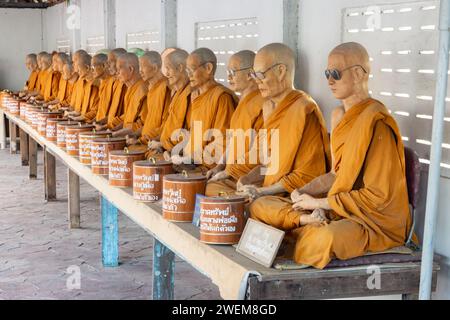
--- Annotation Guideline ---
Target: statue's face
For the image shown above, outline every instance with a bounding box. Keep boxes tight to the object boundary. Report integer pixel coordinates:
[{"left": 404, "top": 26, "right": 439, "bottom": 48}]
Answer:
[
  {"left": 117, "top": 58, "right": 134, "bottom": 83},
  {"left": 164, "top": 57, "right": 185, "bottom": 87},
  {"left": 186, "top": 54, "right": 212, "bottom": 90},
  {"left": 326, "top": 53, "right": 357, "bottom": 100},
  {"left": 227, "top": 56, "right": 252, "bottom": 93},
  {"left": 252, "top": 52, "right": 285, "bottom": 99},
  {"left": 108, "top": 53, "right": 118, "bottom": 75},
  {"left": 139, "top": 58, "right": 157, "bottom": 82}
]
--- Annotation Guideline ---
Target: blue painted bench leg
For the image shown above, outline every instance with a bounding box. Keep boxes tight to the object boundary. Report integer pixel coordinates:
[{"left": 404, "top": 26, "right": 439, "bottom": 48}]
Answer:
[
  {"left": 153, "top": 239, "right": 175, "bottom": 300},
  {"left": 101, "top": 195, "right": 119, "bottom": 267}
]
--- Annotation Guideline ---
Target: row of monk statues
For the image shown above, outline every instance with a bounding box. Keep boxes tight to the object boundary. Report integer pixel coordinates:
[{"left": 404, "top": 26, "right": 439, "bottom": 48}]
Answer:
[{"left": 14, "top": 42, "right": 413, "bottom": 269}]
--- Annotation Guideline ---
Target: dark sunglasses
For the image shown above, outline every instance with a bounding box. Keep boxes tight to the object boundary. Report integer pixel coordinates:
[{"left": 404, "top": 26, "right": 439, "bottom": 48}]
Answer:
[{"left": 325, "top": 65, "right": 368, "bottom": 81}]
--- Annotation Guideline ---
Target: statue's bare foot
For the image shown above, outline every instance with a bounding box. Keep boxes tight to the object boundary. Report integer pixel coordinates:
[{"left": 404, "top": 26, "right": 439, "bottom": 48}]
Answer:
[{"left": 299, "top": 209, "right": 329, "bottom": 226}]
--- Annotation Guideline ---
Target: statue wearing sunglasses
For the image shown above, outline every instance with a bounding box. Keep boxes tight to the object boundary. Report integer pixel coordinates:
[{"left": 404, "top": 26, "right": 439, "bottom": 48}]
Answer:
[{"left": 253, "top": 42, "right": 412, "bottom": 269}]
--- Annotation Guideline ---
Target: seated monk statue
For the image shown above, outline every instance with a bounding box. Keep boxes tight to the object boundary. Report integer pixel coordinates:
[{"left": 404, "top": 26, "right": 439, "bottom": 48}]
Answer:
[
  {"left": 145, "top": 49, "right": 192, "bottom": 160},
  {"left": 169, "top": 48, "right": 238, "bottom": 174},
  {"left": 251, "top": 42, "right": 412, "bottom": 269},
  {"left": 94, "top": 48, "right": 128, "bottom": 130},
  {"left": 45, "top": 53, "right": 73, "bottom": 108},
  {"left": 126, "top": 51, "right": 171, "bottom": 152},
  {"left": 71, "top": 53, "right": 111, "bottom": 122},
  {"left": 19, "top": 54, "right": 39, "bottom": 97},
  {"left": 205, "top": 50, "right": 265, "bottom": 196},
  {"left": 234, "top": 43, "right": 330, "bottom": 205},
  {"left": 66, "top": 54, "right": 95, "bottom": 118},
  {"left": 25, "top": 52, "right": 52, "bottom": 102},
  {"left": 110, "top": 53, "right": 148, "bottom": 137}
]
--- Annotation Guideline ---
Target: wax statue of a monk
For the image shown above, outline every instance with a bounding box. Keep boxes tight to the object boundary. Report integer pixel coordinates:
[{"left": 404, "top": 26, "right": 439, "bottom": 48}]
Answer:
[
  {"left": 110, "top": 53, "right": 147, "bottom": 137},
  {"left": 93, "top": 49, "right": 128, "bottom": 130},
  {"left": 45, "top": 53, "right": 75, "bottom": 108},
  {"left": 20, "top": 54, "right": 40, "bottom": 96},
  {"left": 94, "top": 48, "right": 128, "bottom": 129},
  {"left": 170, "top": 48, "right": 238, "bottom": 174},
  {"left": 233, "top": 43, "right": 330, "bottom": 209},
  {"left": 126, "top": 51, "right": 172, "bottom": 152},
  {"left": 205, "top": 50, "right": 265, "bottom": 196},
  {"left": 145, "top": 49, "right": 192, "bottom": 160},
  {"left": 66, "top": 54, "right": 98, "bottom": 118},
  {"left": 71, "top": 53, "right": 111, "bottom": 123},
  {"left": 22, "top": 51, "right": 47, "bottom": 100},
  {"left": 250, "top": 42, "right": 412, "bottom": 269},
  {"left": 25, "top": 52, "right": 56, "bottom": 102}
]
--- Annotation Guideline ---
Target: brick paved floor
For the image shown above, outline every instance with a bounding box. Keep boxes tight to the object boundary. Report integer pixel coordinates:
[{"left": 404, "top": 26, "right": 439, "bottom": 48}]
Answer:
[{"left": 0, "top": 148, "right": 221, "bottom": 300}]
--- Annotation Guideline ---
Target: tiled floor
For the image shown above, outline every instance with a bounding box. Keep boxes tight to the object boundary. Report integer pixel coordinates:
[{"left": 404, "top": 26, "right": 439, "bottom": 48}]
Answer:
[{"left": 0, "top": 148, "right": 220, "bottom": 300}]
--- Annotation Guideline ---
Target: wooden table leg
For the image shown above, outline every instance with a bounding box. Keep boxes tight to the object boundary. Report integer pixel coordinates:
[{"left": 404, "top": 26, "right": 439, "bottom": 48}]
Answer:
[
  {"left": 68, "top": 169, "right": 80, "bottom": 229},
  {"left": 44, "top": 148, "right": 56, "bottom": 201},
  {"left": 28, "top": 135, "right": 38, "bottom": 179},
  {"left": 20, "top": 129, "right": 29, "bottom": 166},
  {"left": 9, "top": 119, "right": 17, "bottom": 154},
  {"left": 153, "top": 239, "right": 175, "bottom": 300},
  {"left": 101, "top": 195, "right": 119, "bottom": 267},
  {"left": 0, "top": 110, "right": 6, "bottom": 150}
]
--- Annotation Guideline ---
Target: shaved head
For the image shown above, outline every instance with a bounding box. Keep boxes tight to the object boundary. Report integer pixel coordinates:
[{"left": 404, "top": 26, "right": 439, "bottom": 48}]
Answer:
[
  {"left": 79, "top": 53, "right": 92, "bottom": 67},
  {"left": 111, "top": 48, "right": 127, "bottom": 57},
  {"left": 161, "top": 47, "right": 177, "bottom": 77},
  {"left": 232, "top": 50, "right": 256, "bottom": 69},
  {"left": 58, "top": 52, "right": 70, "bottom": 65},
  {"left": 119, "top": 53, "right": 139, "bottom": 69},
  {"left": 190, "top": 47, "right": 217, "bottom": 74},
  {"left": 93, "top": 53, "right": 108, "bottom": 65},
  {"left": 329, "top": 42, "right": 371, "bottom": 75},
  {"left": 167, "top": 49, "right": 189, "bottom": 67},
  {"left": 26, "top": 54, "right": 37, "bottom": 63},
  {"left": 41, "top": 53, "right": 52, "bottom": 65},
  {"left": 141, "top": 51, "right": 162, "bottom": 68},
  {"left": 258, "top": 43, "right": 295, "bottom": 75}
]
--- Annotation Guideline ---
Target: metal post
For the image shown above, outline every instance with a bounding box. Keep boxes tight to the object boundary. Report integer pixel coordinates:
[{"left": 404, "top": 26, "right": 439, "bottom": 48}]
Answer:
[
  {"left": 0, "top": 110, "right": 6, "bottom": 149},
  {"left": 419, "top": 0, "right": 450, "bottom": 300},
  {"left": 152, "top": 239, "right": 175, "bottom": 300},
  {"left": 101, "top": 195, "right": 119, "bottom": 268}
]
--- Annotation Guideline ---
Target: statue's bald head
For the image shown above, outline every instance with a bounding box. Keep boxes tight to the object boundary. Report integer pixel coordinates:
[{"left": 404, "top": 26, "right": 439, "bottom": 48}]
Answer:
[
  {"left": 117, "top": 53, "right": 140, "bottom": 84},
  {"left": 329, "top": 42, "right": 371, "bottom": 76},
  {"left": 108, "top": 48, "right": 127, "bottom": 75},
  {"left": 141, "top": 51, "right": 162, "bottom": 68},
  {"left": 167, "top": 49, "right": 189, "bottom": 68},
  {"left": 257, "top": 43, "right": 295, "bottom": 76},
  {"left": 190, "top": 48, "right": 217, "bottom": 74},
  {"left": 93, "top": 53, "right": 108, "bottom": 65},
  {"left": 58, "top": 52, "right": 70, "bottom": 65},
  {"left": 26, "top": 54, "right": 38, "bottom": 71},
  {"left": 40, "top": 52, "right": 53, "bottom": 69},
  {"left": 232, "top": 50, "right": 256, "bottom": 69},
  {"left": 253, "top": 43, "right": 296, "bottom": 99},
  {"left": 327, "top": 42, "right": 371, "bottom": 100},
  {"left": 139, "top": 51, "right": 162, "bottom": 81}
]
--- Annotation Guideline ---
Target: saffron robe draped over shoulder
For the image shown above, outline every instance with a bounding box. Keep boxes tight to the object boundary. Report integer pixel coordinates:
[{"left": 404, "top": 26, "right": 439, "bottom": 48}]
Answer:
[
  {"left": 185, "top": 84, "right": 238, "bottom": 170},
  {"left": 138, "top": 78, "right": 172, "bottom": 144}
]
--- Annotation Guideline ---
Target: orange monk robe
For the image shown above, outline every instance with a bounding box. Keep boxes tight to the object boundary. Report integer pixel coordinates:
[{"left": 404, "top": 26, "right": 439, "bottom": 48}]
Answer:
[
  {"left": 249, "top": 90, "right": 331, "bottom": 229},
  {"left": 287, "top": 98, "right": 411, "bottom": 269},
  {"left": 107, "top": 80, "right": 128, "bottom": 129},
  {"left": 138, "top": 78, "right": 172, "bottom": 144},
  {"left": 116, "top": 79, "right": 147, "bottom": 131},
  {"left": 70, "top": 76, "right": 88, "bottom": 113},
  {"left": 26, "top": 70, "right": 39, "bottom": 91},
  {"left": 80, "top": 79, "right": 100, "bottom": 122},
  {"left": 205, "top": 90, "right": 265, "bottom": 196},
  {"left": 36, "top": 69, "right": 45, "bottom": 95},
  {"left": 184, "top": 84, "right": 238, "bottom": 171},
  {"left": 43, "top": 70, "right": 61, "bottom": 102},
  {"left": 95, "top": 75, "right": 115, "bottom": 122},
  {"left": 56, "top": 78, "right": 75, "bottom": 107},
  {"left": 159, "top": 83, "right": 192, "bottom": 153}
]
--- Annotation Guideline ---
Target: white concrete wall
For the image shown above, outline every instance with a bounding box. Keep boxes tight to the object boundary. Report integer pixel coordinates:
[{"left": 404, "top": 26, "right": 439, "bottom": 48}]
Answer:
[
  {"left": 177, "top": 0, "right": 283, "bottom": 52},
  {"left": 115, "top": 0, "right": 161, "bottom": 49},
  {"left": 0, "top": 9, "right": 43, "bottom": 91},
  {"left": 80, "top": 0, "right": 105, "bottom": 49}
]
